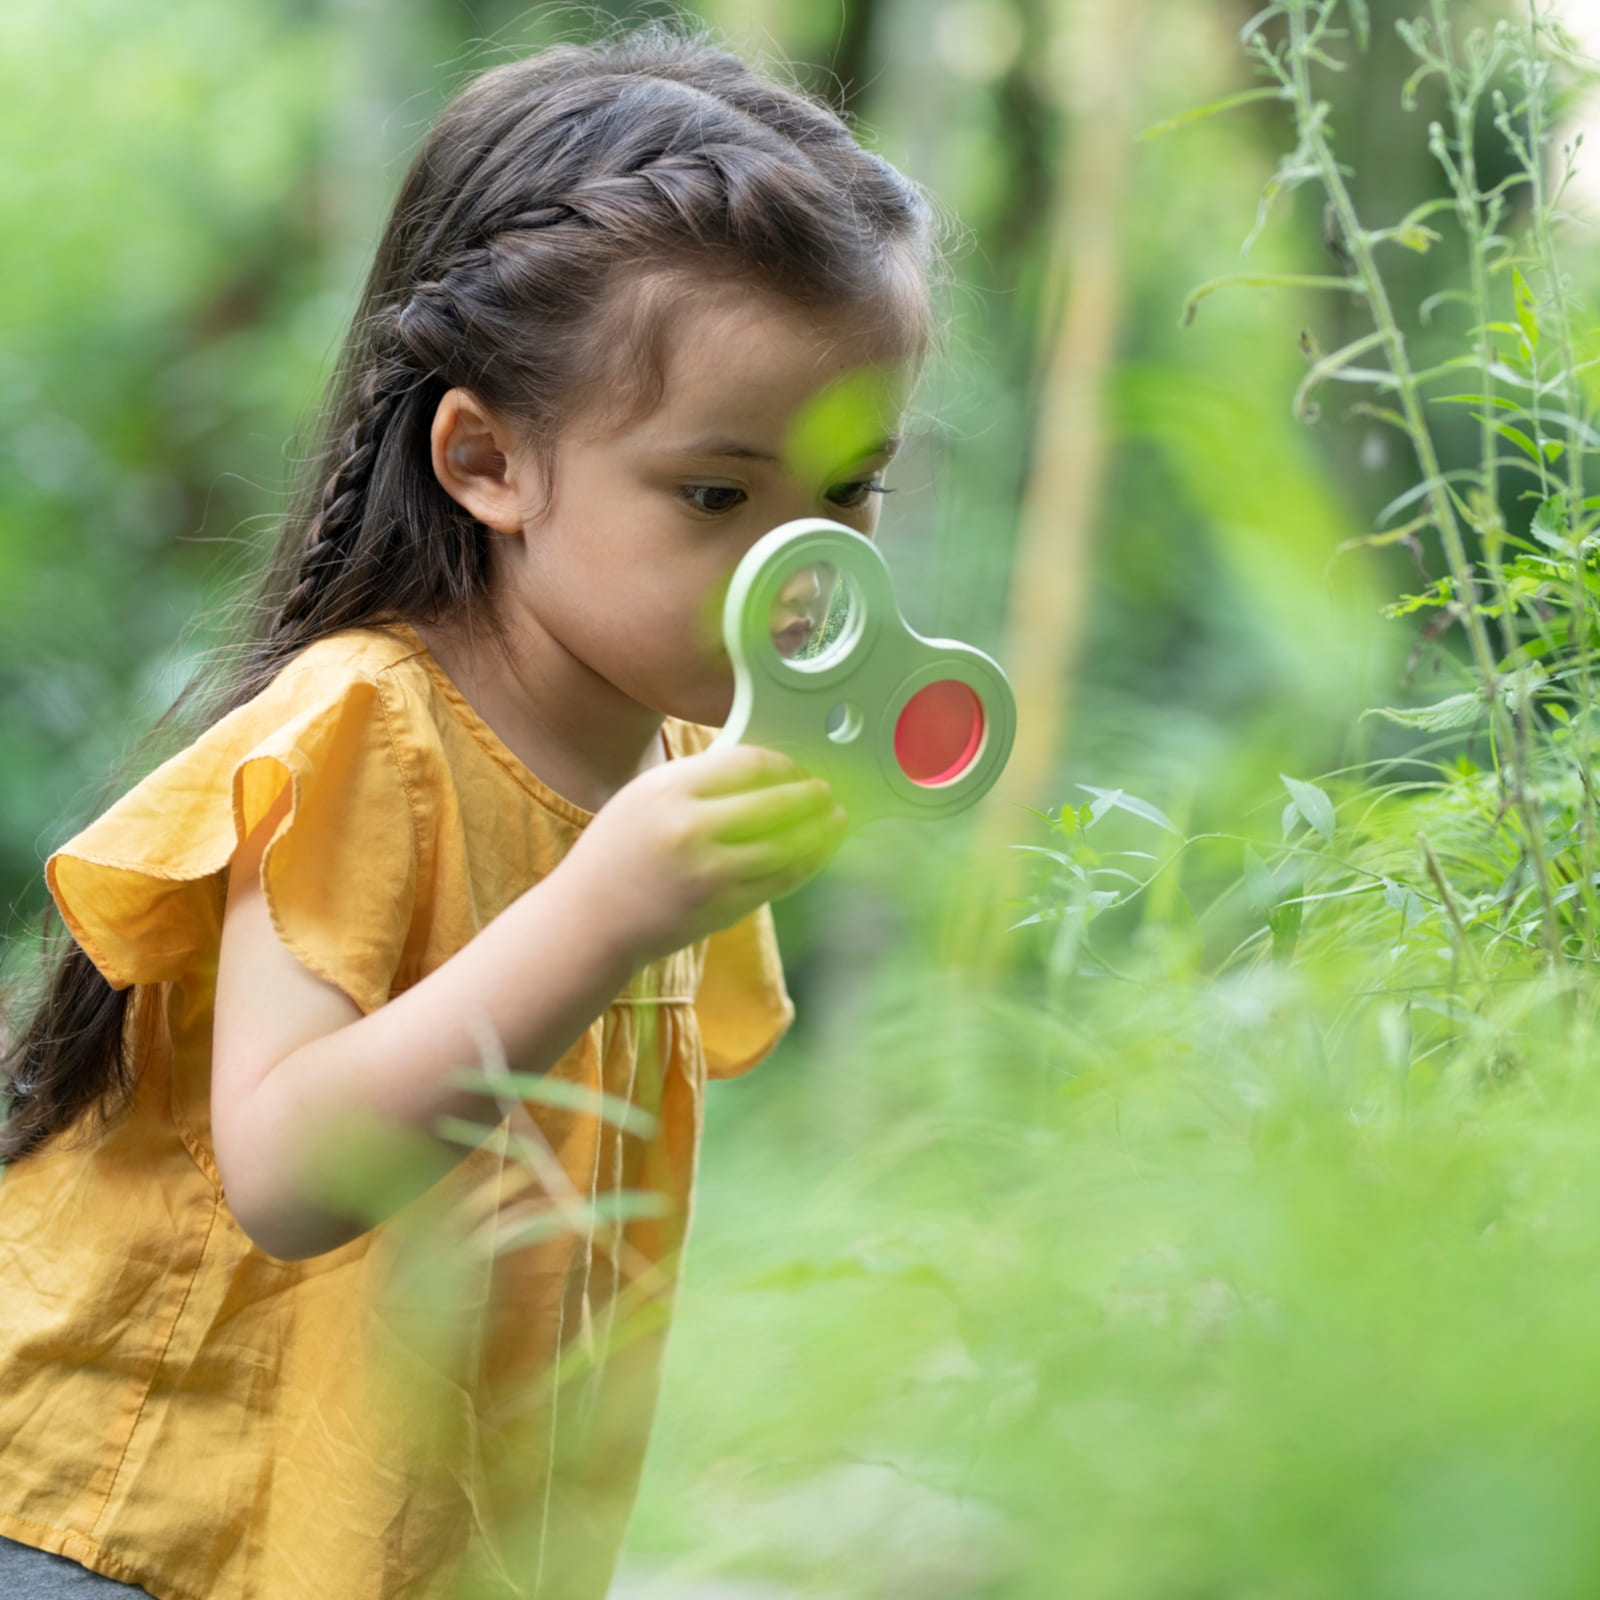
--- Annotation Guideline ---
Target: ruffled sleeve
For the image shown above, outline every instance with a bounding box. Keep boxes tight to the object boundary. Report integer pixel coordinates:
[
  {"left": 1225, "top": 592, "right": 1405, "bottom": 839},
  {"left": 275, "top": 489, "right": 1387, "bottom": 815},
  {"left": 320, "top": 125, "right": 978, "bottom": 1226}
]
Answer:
[
  {"left": 694, "top": 904, "right": 795, "bottom": 1080},
  {"left": 48, "top": 657, "right": 417, "bottom": 1015}
]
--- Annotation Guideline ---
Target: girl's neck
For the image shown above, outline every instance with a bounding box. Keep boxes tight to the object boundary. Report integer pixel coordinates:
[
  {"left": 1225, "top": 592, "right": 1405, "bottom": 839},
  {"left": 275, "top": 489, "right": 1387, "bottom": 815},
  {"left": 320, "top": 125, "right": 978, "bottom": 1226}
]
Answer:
[{"left": 412, "top": 612, "right": 668, "bottom": 816}]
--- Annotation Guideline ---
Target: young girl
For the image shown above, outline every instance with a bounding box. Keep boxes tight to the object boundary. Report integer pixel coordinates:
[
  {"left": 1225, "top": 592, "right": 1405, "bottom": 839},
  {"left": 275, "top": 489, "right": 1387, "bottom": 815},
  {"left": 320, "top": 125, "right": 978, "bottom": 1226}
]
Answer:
[{"left": 0, "top": 25, "right": 935, "bottom": 1600}]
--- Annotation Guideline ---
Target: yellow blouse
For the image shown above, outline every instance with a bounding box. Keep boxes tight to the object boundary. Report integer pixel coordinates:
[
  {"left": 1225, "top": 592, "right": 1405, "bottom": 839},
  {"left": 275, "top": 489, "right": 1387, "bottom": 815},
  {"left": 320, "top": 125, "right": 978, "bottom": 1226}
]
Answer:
[{"left": 0, "top": 626, "right": 792, "bottom": 1600}]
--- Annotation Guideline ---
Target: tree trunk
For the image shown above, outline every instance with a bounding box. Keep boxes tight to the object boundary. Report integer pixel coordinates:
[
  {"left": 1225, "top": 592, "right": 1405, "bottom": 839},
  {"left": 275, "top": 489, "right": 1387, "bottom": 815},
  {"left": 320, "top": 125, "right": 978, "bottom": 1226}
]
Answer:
[{"left": 956, "top": 0, "right": 1144, "bottom": 965}]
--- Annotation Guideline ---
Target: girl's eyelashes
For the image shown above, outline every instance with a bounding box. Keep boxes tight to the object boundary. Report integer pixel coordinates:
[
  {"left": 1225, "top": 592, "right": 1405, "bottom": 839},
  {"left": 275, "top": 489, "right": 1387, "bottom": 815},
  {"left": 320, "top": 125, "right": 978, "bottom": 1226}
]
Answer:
[
  {"left": 677, "top": 478, "right": 892, "bottom": 517},
  {"left": 824, "top": 479, "right": 892, "bottom": 510},
  {"left": 680, "top": 483, "right": 748, "bottom": 515}
]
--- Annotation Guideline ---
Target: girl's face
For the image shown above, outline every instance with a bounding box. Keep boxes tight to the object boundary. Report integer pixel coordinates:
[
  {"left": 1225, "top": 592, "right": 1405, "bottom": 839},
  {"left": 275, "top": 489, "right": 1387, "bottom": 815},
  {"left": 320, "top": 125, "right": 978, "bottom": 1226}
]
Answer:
[{"left": 484, "top": 284, "right": 908, "bottom": 728}]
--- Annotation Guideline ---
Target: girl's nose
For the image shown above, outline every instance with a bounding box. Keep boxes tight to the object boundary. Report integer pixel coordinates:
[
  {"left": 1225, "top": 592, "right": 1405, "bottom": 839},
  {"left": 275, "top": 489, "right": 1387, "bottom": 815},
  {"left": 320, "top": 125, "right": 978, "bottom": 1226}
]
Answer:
[{"left": 779, "top": 564, "right": 823, "bottom": 606}]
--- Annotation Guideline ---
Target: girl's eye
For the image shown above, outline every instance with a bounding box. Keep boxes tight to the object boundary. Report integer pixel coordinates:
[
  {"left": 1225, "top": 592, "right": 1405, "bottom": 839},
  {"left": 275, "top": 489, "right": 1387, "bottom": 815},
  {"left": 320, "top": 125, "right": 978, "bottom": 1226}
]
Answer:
[
  {"left": 681, "top": 484, "right": 747, "bottom": 515},
  {"left": 825, "top": 479, "right": 890, "bottom": 511}
]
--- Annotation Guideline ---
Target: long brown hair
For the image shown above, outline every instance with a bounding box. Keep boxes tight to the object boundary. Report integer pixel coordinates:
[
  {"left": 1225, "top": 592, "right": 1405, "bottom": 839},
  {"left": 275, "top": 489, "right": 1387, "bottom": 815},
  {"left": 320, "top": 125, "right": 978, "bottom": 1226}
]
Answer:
[{"left": 0, "top": 23, "right": 937, "bottom": 1163}]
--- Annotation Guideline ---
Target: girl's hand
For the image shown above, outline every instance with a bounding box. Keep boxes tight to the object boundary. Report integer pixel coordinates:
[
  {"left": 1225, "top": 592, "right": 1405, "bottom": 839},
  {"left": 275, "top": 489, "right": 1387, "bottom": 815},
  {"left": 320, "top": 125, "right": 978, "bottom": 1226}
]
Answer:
[
  {"left": 212, "top": 741, "right": 835, "bottom": 1258},
  {"left": 562, "top": 743, "right": 846, "bottom": 967}
]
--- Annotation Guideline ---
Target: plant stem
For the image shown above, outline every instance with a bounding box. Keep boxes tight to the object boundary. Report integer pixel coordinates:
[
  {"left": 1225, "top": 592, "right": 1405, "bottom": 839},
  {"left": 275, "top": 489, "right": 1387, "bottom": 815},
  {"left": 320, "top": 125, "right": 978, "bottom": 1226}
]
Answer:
[
  {"left": 1520, "top": 1, "right": 1598, "bottom": 957},
  {"left": 1284, "top": 0, "right": 1561, "bottom": 960},
  {"left": 1426, "top": 3, "right": 1556, "bottom": 958},
  {"left": 1418, "top": 832, "right": 1489, "bottom": 990}
]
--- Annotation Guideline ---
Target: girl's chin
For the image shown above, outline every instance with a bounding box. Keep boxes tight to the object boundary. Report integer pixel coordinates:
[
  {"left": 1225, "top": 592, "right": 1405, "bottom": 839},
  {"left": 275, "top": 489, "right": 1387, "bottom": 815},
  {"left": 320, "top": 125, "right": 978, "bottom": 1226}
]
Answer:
[
  {"left": 653, "top": 678, "right": 735, "bottom": 730},
  {"left": 691, "top": 687, "right": 737, "bottom": 729}
]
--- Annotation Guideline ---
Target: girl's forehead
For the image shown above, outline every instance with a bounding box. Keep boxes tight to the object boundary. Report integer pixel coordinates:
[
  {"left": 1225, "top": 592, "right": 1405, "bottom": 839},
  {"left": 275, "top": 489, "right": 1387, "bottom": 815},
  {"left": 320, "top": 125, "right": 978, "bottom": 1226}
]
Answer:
[{"left": 622, "top": 285, "right": 908, "bottom": 448}]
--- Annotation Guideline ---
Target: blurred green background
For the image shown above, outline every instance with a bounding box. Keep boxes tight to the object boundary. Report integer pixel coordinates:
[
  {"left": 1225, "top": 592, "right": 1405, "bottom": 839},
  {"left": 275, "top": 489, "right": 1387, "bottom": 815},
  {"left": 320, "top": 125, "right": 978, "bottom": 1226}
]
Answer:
[
  {"left": 15, "top": 0, "right": 1600, "bottom": 1595},
  {"left": 0, "top": 0, "right": 1426, "bottom": 914}
]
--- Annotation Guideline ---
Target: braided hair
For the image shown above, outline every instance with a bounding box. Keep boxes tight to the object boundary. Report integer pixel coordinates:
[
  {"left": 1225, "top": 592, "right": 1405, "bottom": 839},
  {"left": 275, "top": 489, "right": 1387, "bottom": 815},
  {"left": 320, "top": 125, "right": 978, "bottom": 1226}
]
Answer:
[{"left": 2, "top": 22, "right": 938, "bottom": 1163}]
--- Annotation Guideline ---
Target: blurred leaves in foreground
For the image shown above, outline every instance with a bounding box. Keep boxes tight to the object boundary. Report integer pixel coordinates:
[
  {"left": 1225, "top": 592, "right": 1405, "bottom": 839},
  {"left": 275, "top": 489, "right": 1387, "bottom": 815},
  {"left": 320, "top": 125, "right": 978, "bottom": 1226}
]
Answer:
[{"left": 622, "top": 3, "right": 1600, "bottom": 1595}]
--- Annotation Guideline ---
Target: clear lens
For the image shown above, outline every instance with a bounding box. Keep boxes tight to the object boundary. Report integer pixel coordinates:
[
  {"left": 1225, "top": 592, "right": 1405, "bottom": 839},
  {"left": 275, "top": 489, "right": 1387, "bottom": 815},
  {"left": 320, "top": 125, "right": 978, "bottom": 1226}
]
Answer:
[{"left": 768, "top": 562, "right": 861, "bottom": 670}]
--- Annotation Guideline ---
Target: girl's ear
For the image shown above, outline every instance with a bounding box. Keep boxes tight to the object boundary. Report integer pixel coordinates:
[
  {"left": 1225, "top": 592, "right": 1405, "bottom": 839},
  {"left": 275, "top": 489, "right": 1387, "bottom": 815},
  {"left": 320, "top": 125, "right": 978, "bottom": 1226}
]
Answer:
[{"left": 430, "top": 389, "right": 534, "bottom": 535}]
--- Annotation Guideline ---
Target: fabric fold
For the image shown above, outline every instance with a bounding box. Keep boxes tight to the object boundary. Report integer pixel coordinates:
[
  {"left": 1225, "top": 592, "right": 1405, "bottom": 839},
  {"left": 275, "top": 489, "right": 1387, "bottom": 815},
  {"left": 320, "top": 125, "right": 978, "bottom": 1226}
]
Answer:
[{"left": 49, "top": 657, "right": 417, "bottom": 1015}]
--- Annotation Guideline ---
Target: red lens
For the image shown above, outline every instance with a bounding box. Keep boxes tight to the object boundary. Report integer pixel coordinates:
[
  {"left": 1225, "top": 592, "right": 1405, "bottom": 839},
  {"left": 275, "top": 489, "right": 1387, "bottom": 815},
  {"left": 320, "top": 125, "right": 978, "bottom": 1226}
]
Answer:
[{"left": 894, "top": 680, "right": 985, "bottom": 786}]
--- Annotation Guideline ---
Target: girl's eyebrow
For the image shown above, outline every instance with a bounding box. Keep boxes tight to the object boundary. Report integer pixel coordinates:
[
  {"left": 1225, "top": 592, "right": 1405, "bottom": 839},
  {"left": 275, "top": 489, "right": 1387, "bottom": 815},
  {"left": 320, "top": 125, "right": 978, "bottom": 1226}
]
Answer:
[
  {"left": 668, "top": 439, "right": 781, "bottom": 463},
  {"left": 666, "top": 435, "right": 903, "bottom": 464}
]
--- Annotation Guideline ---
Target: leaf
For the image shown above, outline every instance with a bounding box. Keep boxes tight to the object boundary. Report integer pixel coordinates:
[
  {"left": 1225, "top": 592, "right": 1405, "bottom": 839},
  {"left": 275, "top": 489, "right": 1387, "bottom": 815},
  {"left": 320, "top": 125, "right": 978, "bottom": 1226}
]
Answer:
[
  {"left": 1487, "top": 418, "right": 1543, "bottom": 463},
  {"left": 782, "top": 368, "right": 901, "bottom": 488},
  {"left": 486, "top": 1189, "right": 676, "bottom": 1256},
  {"left": 1243, "top": 844, "right": 1276, "bottom": 914},
  {"left": 1281, "top": 774, "right": 1337, "bottom": 842},
  {"left": 1348, "top": 0, "right": 1371, "bottom": 51},
  {"left": 1268, "top": 895, "right": 1303, "bottom": 962},
  {"left": 1381, "top": 577, "right": 1455, "bottom": 618},
  {"left": 1513, "top": 267, "right": 1541, "bottom": 352},
  {"left": 447, "top": 1069, "right": 658, "bottom": 1138},
  {"left": 1392, "top": 224, "right": 1441, "bottom": 253},
  {"left": 1375, "top": 472, "right": 1481, "bottom": 528},
  {"left": 1433, "top": 393, "right": 1522, "bottom": 411},
  {"left": 1420, "top": 289, "right": 1476, "bottom": 322},
  {"left": 1382, "top": 878, "right": 1426, "bottom": 929},
  {"left": 1532, "top": 492, "right": 1569, "bottom": 548},
  {"left": 1363, "top": 692, "right": 1485, "bottom": 732},
  {"left": 1181, "top": 274, "right": 1364, "bottom": 328},
  {"left": 1553, "top": 874, "right": 1600, "bottom": 909},
  {"left": 1336, "top": 522, "right": 1430, "bottom": 557},
  {"left": 1011, "top": 845, "right": 1073, "bottom": 866},
  {"left": 1240, "top": 4, "right": 1284, "bottom": 44},
  {"left": 1077, "top": 784, "right": 1182, "bottom": 835},
  {"left": 1140, "top": 87, "right": 1286, "bottom": 142},
  {"left": 1243, "top": 846, "right": 1301, "bottom": 961},
  {"left": 1365, "top": 696, "right": 1479, "bottom": 732},
  {"left": 1293, "top": 330, "right": 1389, "bottom": 423}
]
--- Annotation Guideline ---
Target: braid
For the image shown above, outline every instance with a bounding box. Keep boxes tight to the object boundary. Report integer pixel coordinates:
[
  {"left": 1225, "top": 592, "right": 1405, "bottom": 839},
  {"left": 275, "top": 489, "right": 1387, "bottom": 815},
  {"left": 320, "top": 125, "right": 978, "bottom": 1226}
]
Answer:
[{"left": 273, "top": 347, "right": 414, "bottom": 634}]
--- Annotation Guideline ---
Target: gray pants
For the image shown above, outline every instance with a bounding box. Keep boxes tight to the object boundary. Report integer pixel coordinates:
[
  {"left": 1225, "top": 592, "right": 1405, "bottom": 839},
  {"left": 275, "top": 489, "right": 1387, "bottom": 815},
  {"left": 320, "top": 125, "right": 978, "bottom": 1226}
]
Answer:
[{"left": 0, "top": 1536, "right": 149, "bottom": 1595}]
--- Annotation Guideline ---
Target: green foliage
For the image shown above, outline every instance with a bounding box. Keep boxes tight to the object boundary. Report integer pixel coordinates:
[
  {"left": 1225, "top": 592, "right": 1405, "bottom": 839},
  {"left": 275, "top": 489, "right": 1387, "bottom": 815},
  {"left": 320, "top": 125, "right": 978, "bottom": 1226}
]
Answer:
[
  {"left": 780, "top": 369, "right": 904, "bottom": 489},
  {"left": 0, "top": 0, "right": 344, "bottom": 909},
  {"left": 628, "top": 4, "right": 1600, "bottom": 1593}
]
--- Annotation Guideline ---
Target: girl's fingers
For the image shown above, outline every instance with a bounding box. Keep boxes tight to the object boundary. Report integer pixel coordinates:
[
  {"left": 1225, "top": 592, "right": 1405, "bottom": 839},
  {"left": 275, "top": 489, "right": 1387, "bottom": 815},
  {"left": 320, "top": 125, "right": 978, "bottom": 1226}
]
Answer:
[
  {"left": 746, "top": 834, "right": 845, "bottom": 901},
  {"left": 680, "top": 743, "right": 807, "bottom": 798},
  {"left": 726, "top": 804, "right": 848, "bottom": 888},
  {"left": 700, "top": 777, "right": 834, "bottom": 843}
]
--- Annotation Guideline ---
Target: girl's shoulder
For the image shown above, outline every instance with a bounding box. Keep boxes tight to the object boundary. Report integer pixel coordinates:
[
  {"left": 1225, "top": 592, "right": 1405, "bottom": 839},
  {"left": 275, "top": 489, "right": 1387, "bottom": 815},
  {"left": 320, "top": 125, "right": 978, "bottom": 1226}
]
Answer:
[
  {"left": 190, "top": 622, "right": 467, "bottom": 797},
  {"left": 260, "top": 623, "right": 433, "bottom": 720},
  {"left": 47, "top": 627, "right": 435, "bottom": 1002}
]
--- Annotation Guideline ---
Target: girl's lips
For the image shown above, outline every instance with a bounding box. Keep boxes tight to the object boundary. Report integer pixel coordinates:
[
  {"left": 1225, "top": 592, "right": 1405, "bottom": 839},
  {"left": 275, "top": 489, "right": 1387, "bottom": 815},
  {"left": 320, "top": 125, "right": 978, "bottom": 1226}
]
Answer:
[{"left": 772, "top": 617, "right": 817, "bottom": 657}]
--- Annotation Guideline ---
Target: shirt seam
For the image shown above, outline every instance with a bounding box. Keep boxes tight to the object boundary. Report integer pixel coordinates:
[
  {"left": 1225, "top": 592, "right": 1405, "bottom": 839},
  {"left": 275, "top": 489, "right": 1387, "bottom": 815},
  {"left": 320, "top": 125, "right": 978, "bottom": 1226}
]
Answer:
[
  {"left": 373, "top": 669, "right": 425, "bottom": 993},
  {"left": 403, "top": 643, "right": 596, "bottom": 829},
  {"left": 86, "top": 1187, "right": 221, "bottom": 1546},
  {"left": 0, "top": 1512, "right": 205, "bottom": 1600}
]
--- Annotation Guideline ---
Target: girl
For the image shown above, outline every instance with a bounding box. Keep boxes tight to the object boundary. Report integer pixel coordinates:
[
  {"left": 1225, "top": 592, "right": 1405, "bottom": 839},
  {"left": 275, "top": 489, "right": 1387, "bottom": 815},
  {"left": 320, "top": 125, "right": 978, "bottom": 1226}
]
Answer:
[{"left": 0, "top": 24, "right": 935, "bottom": 1600}]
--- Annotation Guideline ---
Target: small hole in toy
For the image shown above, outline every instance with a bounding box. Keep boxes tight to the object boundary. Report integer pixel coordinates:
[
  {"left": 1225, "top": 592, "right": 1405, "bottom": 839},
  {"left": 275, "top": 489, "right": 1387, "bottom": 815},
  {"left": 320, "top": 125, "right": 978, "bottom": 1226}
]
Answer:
[
  {"left": 826, "top": 701, "right": 863, "bottom": 744},
  {"left": 894, "top": 681, "right": 985, "bottom": 786},
  {"left": 769, "top": 562, "right": 861, "bottom": 670}
]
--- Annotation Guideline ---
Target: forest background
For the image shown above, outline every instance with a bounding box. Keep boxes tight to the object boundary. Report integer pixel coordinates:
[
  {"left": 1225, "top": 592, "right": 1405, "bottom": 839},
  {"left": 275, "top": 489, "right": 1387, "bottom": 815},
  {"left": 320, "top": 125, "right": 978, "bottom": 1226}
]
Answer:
[{"left": 7, "top": 0, "right": 1600, "bottom": 1595}]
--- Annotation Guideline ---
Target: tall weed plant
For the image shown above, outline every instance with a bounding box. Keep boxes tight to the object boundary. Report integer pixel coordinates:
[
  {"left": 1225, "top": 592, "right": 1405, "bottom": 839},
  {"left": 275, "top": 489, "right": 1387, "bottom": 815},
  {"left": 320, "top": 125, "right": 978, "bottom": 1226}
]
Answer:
[{"left": 623, "top": 5, "right": 1600, "bottom": 1596}]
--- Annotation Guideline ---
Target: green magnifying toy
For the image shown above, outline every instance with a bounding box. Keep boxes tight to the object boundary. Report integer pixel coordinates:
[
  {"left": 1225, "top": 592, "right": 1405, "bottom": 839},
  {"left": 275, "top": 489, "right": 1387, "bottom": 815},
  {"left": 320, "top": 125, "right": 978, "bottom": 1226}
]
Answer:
[{"left": 712, "top": 518, "right": 1016, "bottom": 825}]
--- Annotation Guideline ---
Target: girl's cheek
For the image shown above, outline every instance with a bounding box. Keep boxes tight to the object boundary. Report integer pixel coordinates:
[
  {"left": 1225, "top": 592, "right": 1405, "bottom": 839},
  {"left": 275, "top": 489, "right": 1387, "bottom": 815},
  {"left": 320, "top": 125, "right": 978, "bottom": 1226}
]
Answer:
[{"left": 691, "top": 566, "right": 739, "bottom": 655}]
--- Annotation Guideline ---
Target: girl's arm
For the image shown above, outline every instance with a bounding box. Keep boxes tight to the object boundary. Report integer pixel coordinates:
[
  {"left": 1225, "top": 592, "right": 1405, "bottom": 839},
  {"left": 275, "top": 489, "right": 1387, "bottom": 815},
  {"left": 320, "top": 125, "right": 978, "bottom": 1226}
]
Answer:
[{"left": 212, "top": 743, "right": 842, "bottom": 1261}]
